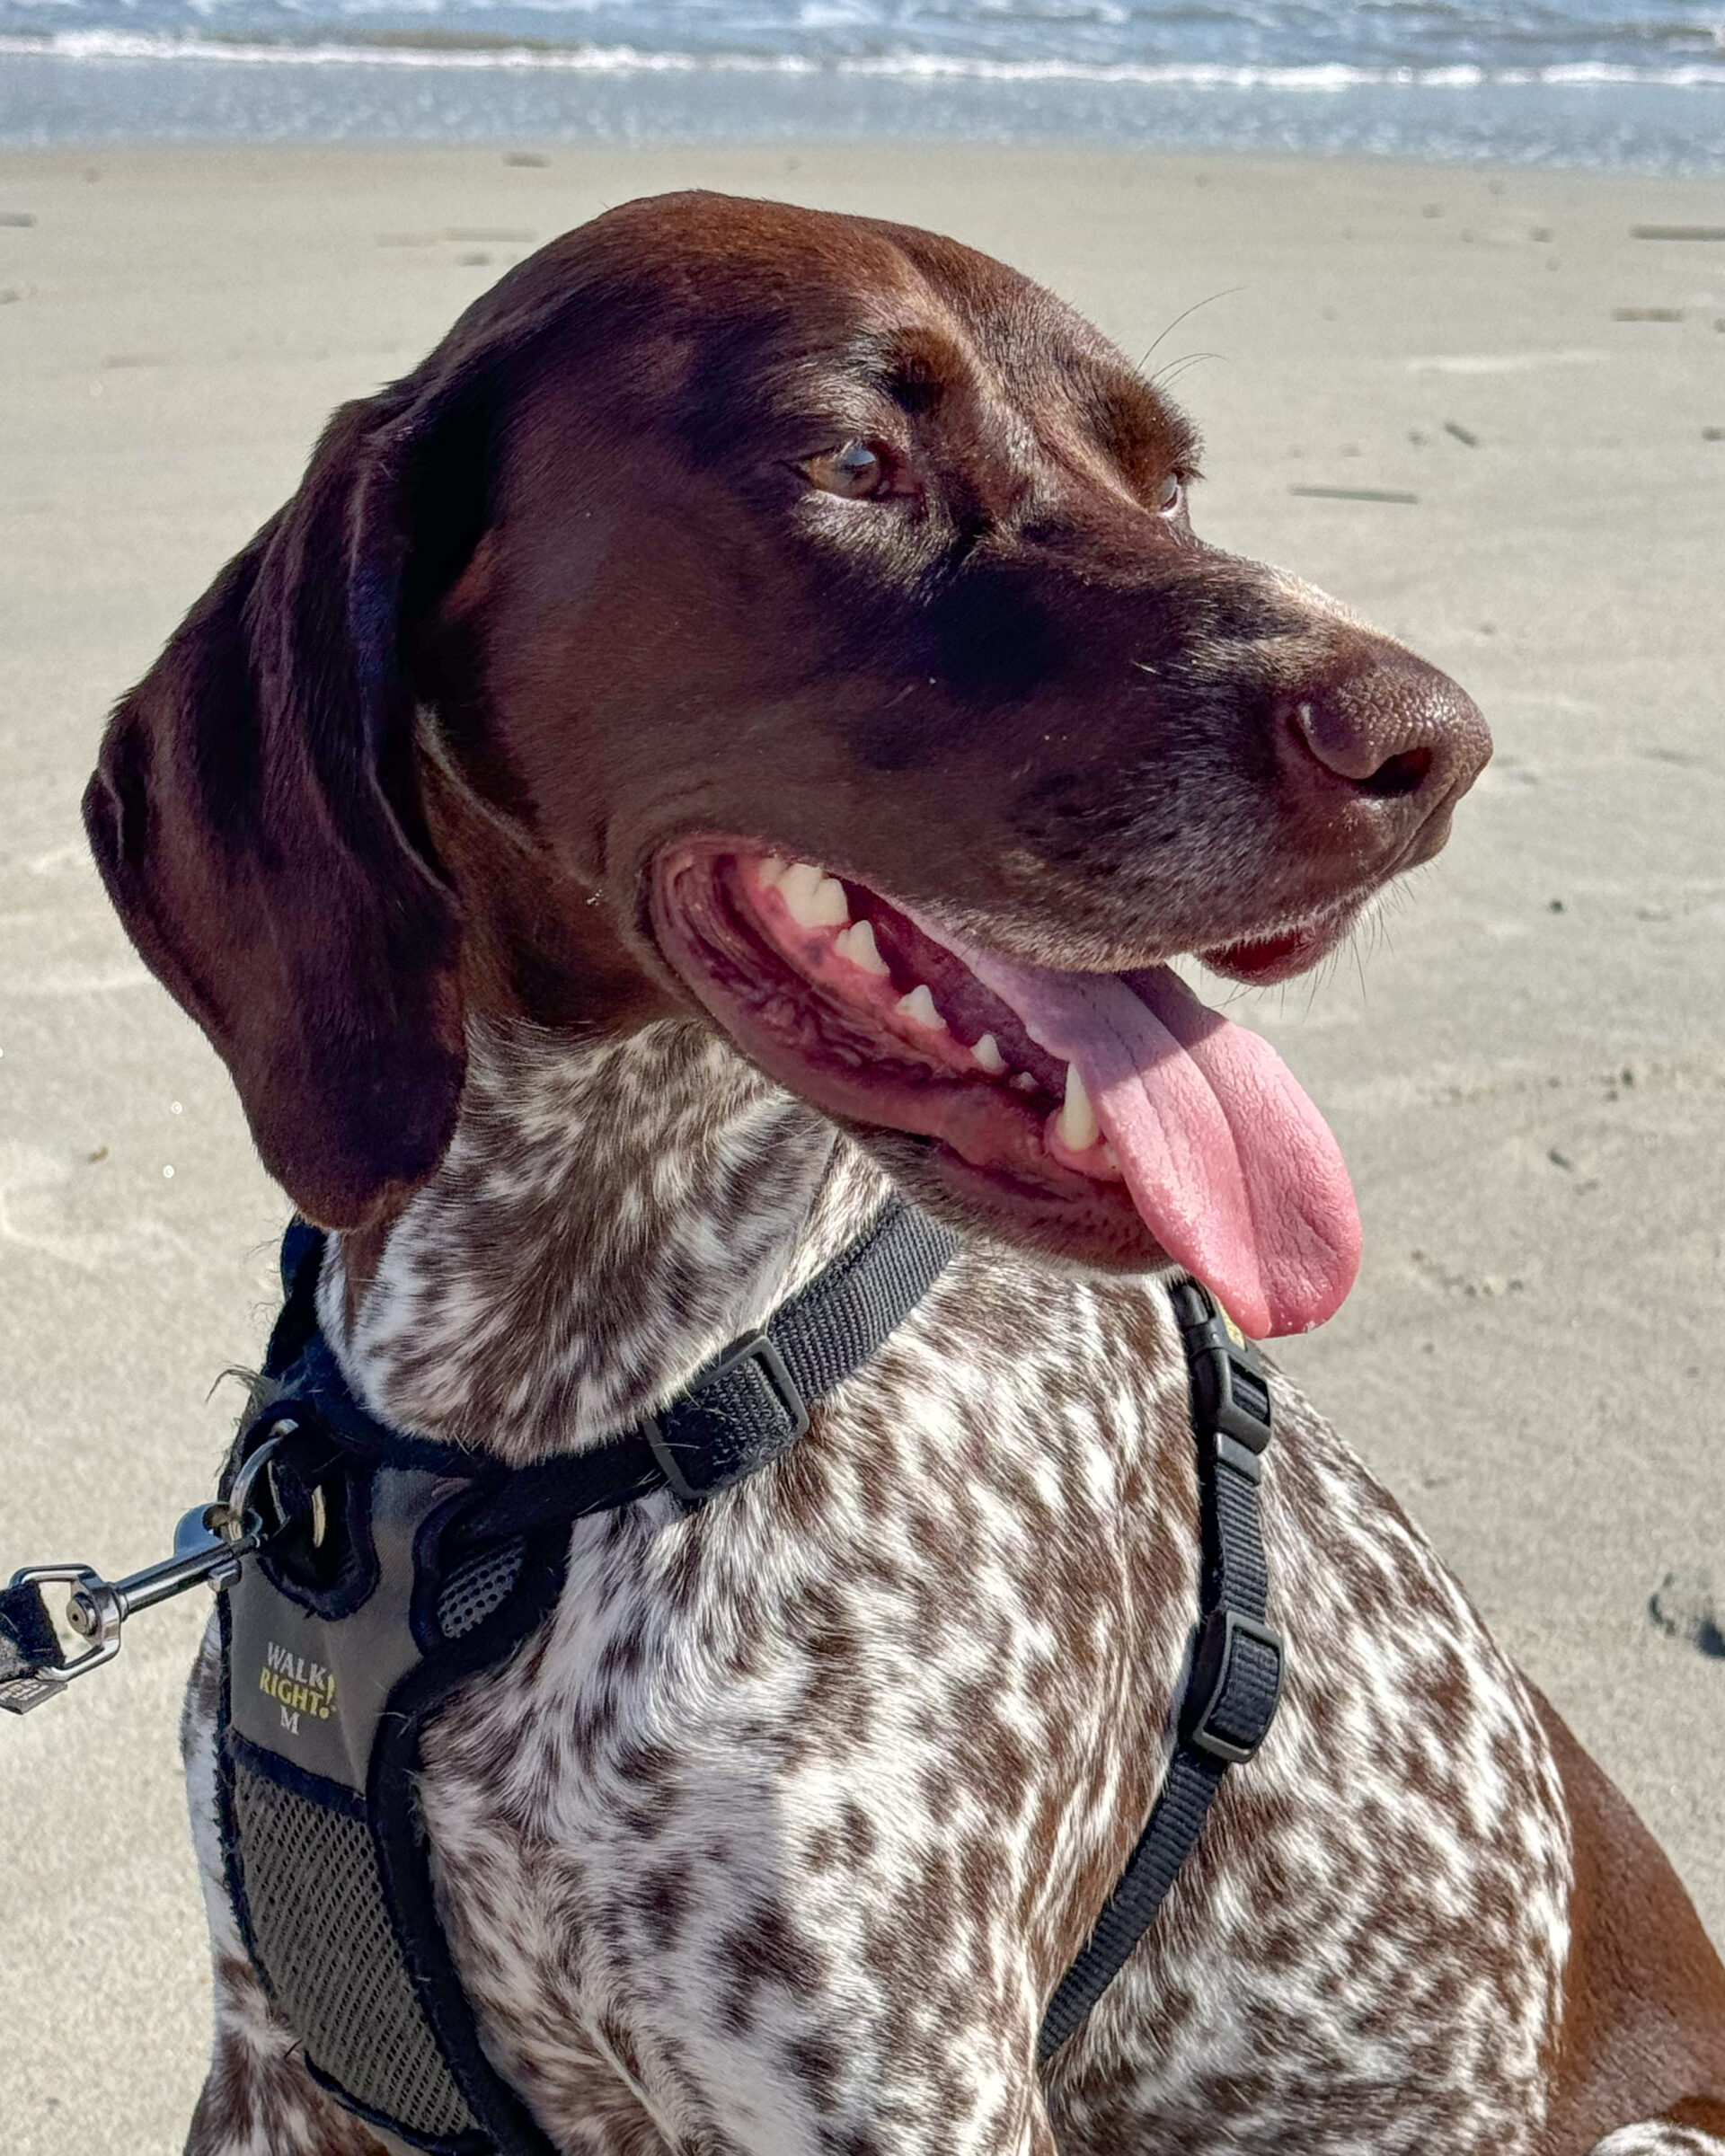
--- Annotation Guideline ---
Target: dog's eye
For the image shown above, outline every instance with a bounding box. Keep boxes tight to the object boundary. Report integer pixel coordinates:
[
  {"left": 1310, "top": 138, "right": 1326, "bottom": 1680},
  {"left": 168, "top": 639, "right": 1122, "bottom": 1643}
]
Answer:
[
  {"left": 803, "top": 441, "right": 890, "bottom": 499},
  {"left": 1156, "top": 472, "right": 1184, "bottom": 516}
]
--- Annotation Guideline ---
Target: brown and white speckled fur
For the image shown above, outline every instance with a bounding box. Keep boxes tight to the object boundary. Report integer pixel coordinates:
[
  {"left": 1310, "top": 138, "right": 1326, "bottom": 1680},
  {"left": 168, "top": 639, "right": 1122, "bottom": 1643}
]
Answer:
[{"left": 178, "top": 1017, "right": 1723, "bottom": 2156}]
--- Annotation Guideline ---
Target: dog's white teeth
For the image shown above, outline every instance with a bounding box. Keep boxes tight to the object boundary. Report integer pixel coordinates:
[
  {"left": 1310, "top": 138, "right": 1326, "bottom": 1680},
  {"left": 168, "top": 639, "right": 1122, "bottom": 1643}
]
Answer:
[
  {"left": 896, "top": 983, "right": 948, "bottom": 1031},
  {"left": 779, "top": 862, "right": 850, "bottom": 930},
  {"left": 776, "top": 861, "right": 821, "bottom": 915},
  {"left": 758, "top": 854, "right": 788, "bottom": 888},
  {"left": 1057, "top": 1065, "right": 1100, "bottom": 1153},
  {"left": 1012, "top": 1072, "right": 1039, "bottom": 1093},
  {"left": 835, "top": 918, "right": 890, "bottom": 976},
  {"left": 970, "top": 1032, "right": 1007, "bottom": 1074}
]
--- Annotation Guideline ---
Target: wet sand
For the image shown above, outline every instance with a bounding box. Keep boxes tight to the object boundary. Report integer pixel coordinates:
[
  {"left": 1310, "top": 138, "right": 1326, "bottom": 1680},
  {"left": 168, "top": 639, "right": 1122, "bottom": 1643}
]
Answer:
[{"left": 1, "top": 140, "right": 1721, "bottom": 2153}]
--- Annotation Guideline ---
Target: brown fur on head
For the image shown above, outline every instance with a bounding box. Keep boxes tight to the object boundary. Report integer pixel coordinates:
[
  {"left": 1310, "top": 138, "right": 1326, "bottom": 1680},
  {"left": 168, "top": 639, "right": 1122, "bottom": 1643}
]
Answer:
[{"left": 85, "top": 190, "right": 1486, "bottom": 1252}]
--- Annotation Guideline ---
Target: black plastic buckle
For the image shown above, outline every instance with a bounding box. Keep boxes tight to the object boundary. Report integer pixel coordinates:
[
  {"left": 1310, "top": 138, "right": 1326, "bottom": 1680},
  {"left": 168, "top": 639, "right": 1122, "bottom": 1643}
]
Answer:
[
  {"left": 1182, "top": 1606, "right": 1285, "bottom": 1765},
  {"left": 645, "top": 1331, "right": 810, "bottom": 1506},
  {"left": 1171, "top": 1280, "right": 1273, "bottom": 1474}
]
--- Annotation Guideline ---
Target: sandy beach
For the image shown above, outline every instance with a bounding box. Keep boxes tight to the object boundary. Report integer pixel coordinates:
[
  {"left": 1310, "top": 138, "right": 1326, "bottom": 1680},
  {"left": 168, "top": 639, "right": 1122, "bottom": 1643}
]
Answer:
[{"left": 1, "top": 139, "right": 1721, "bottom": 2153}]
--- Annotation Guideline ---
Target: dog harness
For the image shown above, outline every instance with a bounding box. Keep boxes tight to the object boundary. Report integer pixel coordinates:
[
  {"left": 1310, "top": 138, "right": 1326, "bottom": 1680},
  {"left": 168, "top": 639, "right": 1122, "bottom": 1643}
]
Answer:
[{"left": 1, "top": 1204, "right": 1282, "bottom": 2153}]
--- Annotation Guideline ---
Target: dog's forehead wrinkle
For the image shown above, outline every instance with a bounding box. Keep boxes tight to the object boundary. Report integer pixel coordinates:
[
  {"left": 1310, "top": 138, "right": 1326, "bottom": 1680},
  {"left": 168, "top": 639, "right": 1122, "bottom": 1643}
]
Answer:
[{"left": 677, "top": 270, "right": 1169, "bottom": 509}]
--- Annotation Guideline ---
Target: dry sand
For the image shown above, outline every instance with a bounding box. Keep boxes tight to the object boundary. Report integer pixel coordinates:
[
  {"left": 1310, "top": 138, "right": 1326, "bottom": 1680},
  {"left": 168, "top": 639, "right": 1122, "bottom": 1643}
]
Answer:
[{"left": 1, "top": 139, "right": 1721, "bottom": 2154}]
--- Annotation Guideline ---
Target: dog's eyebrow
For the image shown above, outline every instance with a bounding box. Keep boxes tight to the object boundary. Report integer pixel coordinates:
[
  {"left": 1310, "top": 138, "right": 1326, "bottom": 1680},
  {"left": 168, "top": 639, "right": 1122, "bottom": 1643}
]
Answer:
[
  {"left": 843, "top": 330, "right": 1199, "bottom": 479},
  {"left": 840, "top": 330, "right": 962, "bottom": 416},
  {"left": 1085, "top": 371, "right": 1203, "bottom": 476}
]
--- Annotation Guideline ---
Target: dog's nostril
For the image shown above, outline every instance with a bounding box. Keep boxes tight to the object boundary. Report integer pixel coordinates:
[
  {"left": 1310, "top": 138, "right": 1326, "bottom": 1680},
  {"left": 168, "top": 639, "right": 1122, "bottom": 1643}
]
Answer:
[
  {"left": 1291, "top": 691, "right": 1447, "bottom": 803},
  {"left": 1358, "top": 746, "right": 1433, "bottom": 800}
]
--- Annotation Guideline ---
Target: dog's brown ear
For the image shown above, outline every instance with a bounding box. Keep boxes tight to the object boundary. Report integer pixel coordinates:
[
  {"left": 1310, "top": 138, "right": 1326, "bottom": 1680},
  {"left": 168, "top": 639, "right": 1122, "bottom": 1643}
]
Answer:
[{"left": 83, "top": 376, "right": 489, "bottom": 1230}]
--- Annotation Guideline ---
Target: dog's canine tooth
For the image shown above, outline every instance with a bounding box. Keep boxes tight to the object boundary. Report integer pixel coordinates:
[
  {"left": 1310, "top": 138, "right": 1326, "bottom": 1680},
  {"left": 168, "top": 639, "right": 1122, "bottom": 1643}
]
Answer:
[
  {"left": 1057, "top": 1064, "right": 1100, "bottom": 1152},
  {"left": 970, "top": 1032, "right": 1007, "bottom": 1074},
  {"left": 896, "top": 984, "right": 947, "bottom": 1031},
  {"left": 836, "top": 919, "right": 890, "bottom": 976},
  {"left": 780, "top": 862, "right": 850, "bottom": 930}
]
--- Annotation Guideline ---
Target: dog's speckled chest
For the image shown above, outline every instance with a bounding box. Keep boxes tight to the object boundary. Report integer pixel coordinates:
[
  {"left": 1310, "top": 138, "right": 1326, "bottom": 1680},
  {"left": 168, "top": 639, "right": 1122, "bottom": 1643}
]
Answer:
[{"left": 410, "top": 1266, "right": 1572, "bottom": 2156}]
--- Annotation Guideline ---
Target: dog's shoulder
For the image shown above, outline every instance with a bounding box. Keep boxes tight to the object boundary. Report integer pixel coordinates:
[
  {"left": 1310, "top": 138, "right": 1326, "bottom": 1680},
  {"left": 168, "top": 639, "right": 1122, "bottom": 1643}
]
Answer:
[{"left": 1051, "top": 1370, "right": 1573, "bottom": 2152}]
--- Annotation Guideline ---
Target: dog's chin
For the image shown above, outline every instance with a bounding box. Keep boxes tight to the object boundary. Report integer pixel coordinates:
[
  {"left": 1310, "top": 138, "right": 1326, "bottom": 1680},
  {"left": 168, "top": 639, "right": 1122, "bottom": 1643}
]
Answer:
[
  {"left": 647, "top": 835, "right": 1353, "bottom": 1278},
  {"left": 843, "top": 1125, "right": 1177, "bottom": 1273}
]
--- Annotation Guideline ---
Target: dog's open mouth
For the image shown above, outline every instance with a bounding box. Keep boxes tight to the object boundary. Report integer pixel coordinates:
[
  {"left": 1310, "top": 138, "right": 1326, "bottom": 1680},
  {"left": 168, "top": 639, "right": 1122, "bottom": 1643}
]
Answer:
[{"left": 650, "top": 840, "right": 1361, "bottom": 1338}]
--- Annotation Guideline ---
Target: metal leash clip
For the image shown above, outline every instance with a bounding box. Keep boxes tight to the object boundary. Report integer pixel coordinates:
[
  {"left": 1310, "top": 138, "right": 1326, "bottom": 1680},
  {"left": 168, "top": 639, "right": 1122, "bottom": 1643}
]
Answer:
[{"left": 0, "top": 1435, "right": 285, "bottom": 1716}]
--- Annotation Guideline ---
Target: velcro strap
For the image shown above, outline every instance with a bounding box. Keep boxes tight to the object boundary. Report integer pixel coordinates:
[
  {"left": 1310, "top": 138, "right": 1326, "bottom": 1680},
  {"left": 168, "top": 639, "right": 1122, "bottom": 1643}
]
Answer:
[
  {"left": 0, "top": 1581, "right": 64, "bottom": 1680},
  {"left": 648, "top": 1334, "right": 809, "bottom": 1502}
]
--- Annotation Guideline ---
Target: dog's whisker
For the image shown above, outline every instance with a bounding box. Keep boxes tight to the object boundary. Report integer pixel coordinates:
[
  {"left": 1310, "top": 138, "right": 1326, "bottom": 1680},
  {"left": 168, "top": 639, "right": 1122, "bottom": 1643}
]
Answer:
[
  {"left": 1150, "top": 349, "right": 1226, "bottom": 393},
  {"left": 1134, "top": 286, "right": 1243, "bottom": 375}
]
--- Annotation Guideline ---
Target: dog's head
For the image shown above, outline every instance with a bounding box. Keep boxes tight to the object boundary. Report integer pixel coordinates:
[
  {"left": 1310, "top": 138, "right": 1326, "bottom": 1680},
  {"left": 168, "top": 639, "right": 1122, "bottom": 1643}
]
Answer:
[{"left": 85, "top": 191, "right": 1487, "bottom": 1338}]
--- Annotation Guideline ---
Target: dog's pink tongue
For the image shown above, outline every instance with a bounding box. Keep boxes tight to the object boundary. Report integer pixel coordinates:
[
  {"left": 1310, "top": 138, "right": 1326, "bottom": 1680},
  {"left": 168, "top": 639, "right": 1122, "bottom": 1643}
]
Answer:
[{"left": 958, "top": 948, "right": 1360, "bottom": 1338}]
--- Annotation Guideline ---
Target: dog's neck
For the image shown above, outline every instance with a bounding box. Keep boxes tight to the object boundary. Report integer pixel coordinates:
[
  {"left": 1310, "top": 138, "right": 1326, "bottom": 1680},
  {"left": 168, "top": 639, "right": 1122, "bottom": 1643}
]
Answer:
[{"left": 315, "top": 1019, "right": 890, "bottom": 1464}]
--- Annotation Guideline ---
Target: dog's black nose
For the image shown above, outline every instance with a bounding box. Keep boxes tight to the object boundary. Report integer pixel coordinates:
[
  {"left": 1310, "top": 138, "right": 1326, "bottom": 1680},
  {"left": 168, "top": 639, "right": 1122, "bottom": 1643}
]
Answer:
[{"left": 1277, "top": 644, "right": 1490, "bottom": 859}]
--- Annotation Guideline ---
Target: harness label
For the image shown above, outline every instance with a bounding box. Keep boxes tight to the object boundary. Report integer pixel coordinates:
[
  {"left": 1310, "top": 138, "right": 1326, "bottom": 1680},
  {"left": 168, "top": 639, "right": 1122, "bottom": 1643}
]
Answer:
[
  {"left": 259, "top": 1639, "right": 338, "bottom": 1733},
  {"left": 225, "top": 1462, "right": 473, "bottom": 1795}
]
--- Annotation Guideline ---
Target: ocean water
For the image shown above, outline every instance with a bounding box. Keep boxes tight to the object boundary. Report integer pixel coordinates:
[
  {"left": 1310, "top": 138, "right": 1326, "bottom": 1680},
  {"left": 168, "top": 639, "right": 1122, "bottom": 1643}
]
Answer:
[{"left": 2, "top": 0, "right": 1724, "bottom": 163}]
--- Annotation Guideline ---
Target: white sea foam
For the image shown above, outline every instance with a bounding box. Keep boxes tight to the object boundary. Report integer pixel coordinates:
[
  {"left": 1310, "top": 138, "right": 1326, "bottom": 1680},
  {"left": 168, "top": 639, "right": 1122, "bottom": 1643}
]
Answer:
[
  {"left": 1404, "top": 350, "right": 1611, "bottom": 375},
  {"left": 4, "top": 28, "right": 1725, "bottom": 84}
]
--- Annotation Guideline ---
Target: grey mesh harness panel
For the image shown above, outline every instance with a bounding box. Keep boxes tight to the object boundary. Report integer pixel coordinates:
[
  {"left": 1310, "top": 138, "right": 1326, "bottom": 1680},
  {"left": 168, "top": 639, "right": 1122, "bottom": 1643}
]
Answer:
[
  {"left": 230, "top": 1751, "right": 482, "bottom": 2141},
  {"left": 437, "top": 1544, "right": 527, "bottom": 1640}
]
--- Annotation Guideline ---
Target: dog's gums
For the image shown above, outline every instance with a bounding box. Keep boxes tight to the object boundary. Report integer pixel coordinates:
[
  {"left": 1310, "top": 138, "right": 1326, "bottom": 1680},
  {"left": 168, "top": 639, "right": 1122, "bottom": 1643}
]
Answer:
[{"left": 650, "top": 840, "right": 1362, "bottom": 1339}]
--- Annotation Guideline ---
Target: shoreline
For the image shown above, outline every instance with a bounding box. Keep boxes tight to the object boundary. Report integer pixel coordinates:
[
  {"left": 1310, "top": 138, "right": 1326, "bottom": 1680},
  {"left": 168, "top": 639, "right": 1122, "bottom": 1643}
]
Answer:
[
  {"left": 4, "top": 53, "right": 1725, "bottom": 168},
  {"left": 10, "top": 31, "right": 1725, "bottom": 82},
  {"left": 2, "top": 141, "right": 1722, "bottom": 2154}
]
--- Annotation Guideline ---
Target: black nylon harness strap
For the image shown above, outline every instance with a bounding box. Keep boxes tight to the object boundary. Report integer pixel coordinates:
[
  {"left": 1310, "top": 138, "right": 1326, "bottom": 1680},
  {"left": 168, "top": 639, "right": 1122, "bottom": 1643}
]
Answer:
[
  {"left": 655, "top": 1197, "right": 961, "bottom": 1498},
  {"left": 443, "top": 1198, "right": 964, "bottom": 1544},
  {"left": 1037, "top": 1277, "right": 1285, "bottom": 2062}
]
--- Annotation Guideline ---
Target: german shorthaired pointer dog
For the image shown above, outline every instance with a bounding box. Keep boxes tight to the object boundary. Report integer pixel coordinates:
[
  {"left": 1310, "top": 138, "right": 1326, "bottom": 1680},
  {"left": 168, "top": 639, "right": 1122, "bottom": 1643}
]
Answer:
[{"left": 85, "top": 191, "right": 1725, "bottom": 2155}]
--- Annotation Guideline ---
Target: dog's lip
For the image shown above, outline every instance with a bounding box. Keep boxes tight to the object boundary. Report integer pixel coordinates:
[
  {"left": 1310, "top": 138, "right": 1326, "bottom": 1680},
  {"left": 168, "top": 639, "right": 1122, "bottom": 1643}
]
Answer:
[
  {"left": 1195, "top": 907, "right": 1360, "bottom": 988},
  {"left": 646, "top": 837, "right": 1137, "bottom": 1208},
  {"left": 645, "top": 835, "right": 1365, "bottom": 1338},
  {"left": 651, "top": 845, "right": 1075, "bottom": 1100},
  {"left": 644, "top": 836, "right": 1358, "bottom": 998},
  {"left": 643, "top": 835, "right": 1359, "bottom": 1104}
]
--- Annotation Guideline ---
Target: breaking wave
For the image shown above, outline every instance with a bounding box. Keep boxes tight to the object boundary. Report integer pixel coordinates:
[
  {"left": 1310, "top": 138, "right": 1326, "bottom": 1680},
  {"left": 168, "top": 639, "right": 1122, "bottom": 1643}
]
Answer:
[{"left": 4, "top": 30, "right": 1725, "bottom": 82}]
